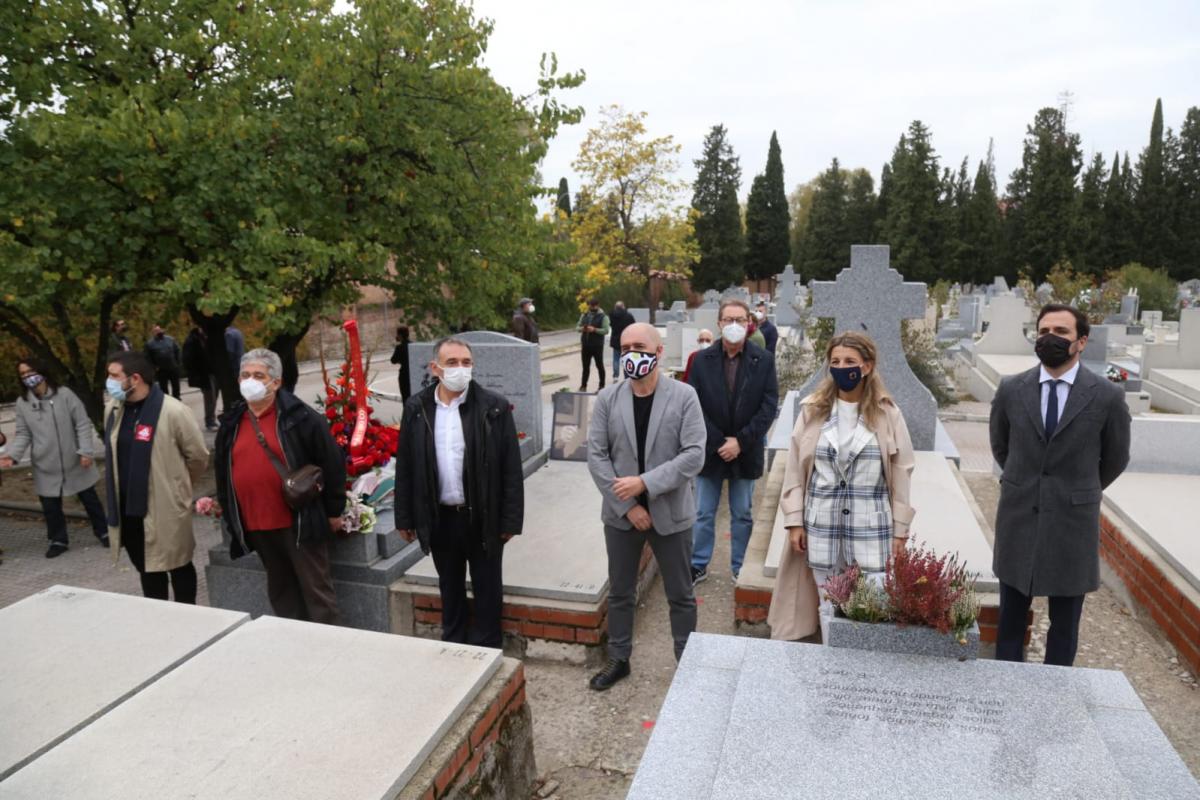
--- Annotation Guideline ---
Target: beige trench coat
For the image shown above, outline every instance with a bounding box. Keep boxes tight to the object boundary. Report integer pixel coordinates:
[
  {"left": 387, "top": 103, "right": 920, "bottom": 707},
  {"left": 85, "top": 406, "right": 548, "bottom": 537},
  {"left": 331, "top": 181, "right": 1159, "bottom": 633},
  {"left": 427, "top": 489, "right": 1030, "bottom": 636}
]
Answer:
[
  {"left": 105, "top": 395, "right": 209, "bottom": 572},
  {"left": 767, "top": 395, "right": 916, "bottom": 641}
]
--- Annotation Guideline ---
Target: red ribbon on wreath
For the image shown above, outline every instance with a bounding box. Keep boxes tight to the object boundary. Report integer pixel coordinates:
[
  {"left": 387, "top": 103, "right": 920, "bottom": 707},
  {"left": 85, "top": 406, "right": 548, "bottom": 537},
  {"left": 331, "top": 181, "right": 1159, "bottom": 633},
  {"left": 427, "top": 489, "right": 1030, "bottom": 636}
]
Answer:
[{"left": 342, "top": 319, "right": 372, "bottom": 472}]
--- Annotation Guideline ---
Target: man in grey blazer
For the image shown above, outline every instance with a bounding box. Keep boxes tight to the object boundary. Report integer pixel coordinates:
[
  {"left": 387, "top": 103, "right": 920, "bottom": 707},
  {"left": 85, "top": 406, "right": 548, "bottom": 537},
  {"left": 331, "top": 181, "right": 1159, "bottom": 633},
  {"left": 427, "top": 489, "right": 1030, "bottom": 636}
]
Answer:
[
  {"left": 587, "top": 323, "right": 707, "bottom": 690},
  {"left": 990, "top": 304, "right": 1131, "bottom": 666}
]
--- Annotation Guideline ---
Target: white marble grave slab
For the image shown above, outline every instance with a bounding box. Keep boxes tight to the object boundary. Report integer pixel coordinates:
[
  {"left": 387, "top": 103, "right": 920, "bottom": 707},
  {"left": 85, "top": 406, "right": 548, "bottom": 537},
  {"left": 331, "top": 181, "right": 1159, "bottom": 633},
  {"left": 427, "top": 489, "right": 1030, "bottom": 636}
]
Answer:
[
  {"left": 404, "top": 460, "right": 608, "bottom": 603},
  {"left": 975, "top": 353, "right": 1039, "bottom": 386},
  {"left": 1105, "top": 472, "right": 1200, "bottom": 594},
  {"left": 1148, "top": 368, "right": 1200, "bottom": 402},
  {"left": 0, "top": 586, "right": 247, "bottom": 781},
  {"left": 1, "top": 616, "right": 501, "bottom": 800},
  {"left": 629, "top": 633, "right": 1200, "bottom": 800},
  {"left": 909, "top": 452, "right": 998, "bottom": 592}
]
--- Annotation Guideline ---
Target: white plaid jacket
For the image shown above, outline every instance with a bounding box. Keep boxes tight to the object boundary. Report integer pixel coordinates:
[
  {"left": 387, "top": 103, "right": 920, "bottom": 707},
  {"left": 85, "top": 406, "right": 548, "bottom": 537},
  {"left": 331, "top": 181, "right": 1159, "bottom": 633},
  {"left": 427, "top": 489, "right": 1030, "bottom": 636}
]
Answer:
[{"left": 803, "top": 408, "right": 893, "bottom": 572}]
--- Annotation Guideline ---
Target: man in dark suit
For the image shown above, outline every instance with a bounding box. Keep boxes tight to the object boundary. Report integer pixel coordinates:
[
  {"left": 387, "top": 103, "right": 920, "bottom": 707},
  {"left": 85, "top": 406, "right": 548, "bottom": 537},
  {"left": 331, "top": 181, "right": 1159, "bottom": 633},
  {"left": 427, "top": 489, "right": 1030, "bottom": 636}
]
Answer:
[
  {"left": 755, "top": 301, "right": 778, "bottom": 355},
  {"left": 990, "top": 303, "right": 1131, "bottom": 666},
  {"left": 687, "top": 299, "right": 778, "bottom": 584},
  {"left": 608, "top": 301, "right": 634, "bottom": 382}
]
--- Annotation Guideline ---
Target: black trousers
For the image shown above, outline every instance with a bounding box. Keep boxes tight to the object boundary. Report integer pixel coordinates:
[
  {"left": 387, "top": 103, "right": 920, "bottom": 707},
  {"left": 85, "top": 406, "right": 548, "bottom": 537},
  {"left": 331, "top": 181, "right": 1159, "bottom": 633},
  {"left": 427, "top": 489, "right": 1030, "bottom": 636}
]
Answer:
[
  {"left": 120, "top": 515, "right": 197, "bottom": 603},
  {"left": 198, "top": 377, "right": 217, "bottom": 427},
  {"left": 157, "top": 371, "right": 181, "bottom": 399},
  {"left": 40, "top": 487, "right": 108, "bottom": 546},
  {"left": 431, "top": 506, "right": 504, "bottom": 648},
  {"left": 996, "top": 581, "right": 1085, "bottom": 667},
  {"left": 580, "top": 344, "right": 605, "bottom": 390}
]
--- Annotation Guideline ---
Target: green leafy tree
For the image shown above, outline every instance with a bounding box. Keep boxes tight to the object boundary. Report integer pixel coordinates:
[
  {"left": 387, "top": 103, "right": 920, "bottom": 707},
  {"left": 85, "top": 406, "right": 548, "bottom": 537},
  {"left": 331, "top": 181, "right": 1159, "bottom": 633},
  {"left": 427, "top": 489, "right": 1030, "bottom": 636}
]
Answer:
[
  {"left": 1110, "top": 263, "right": 1182, "bottom": 321},
  {"left": 744, "top": 131, "right": 790, "bottom": 281},
  {"left": 690, "top": 124, "right": 745, "bottom": 291},
  {"left": 878, "top": 121, "right": 943, "bottom": 284},
  {"left": 0, "top": 0, "right": 584, "bottom": 413},
  {"left": 1004, "top": 107, "right": 1083, "bottom": 282},
  {"left": 1135, "top": 99, "right": 1172, "bottom": 269},
  {"left": 1077, "top": 152, "right": 1109, "bottom": 276},
  {"left": 1103, "top": 152, "right": 1138, "bottom": 269},
  {"left": 941, "top": 157, "right": 973, "bottom": 283},
  {"left": 570, "top": 106, "right": 698, "bottom": 308},
  {"left": 844, "top": 168, "right": 879, "bottom": 248},
  {"left": 788, "top": 180, "right": 816, "bottom": 267}
]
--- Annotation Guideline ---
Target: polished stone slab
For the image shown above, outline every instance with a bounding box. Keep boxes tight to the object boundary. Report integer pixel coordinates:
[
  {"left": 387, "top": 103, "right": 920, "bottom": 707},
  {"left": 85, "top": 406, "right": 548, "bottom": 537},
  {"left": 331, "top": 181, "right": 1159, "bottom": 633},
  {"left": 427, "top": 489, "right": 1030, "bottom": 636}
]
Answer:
[
  {"left": 1, "top": 616, "right": 502, "bottom": 799},
  {"left": 1105, "top": 472, "right": 1200, "bottom": 594},
  {"left": 404, "top": 460, "right": 608, "bottom": 603},
  {"left": 908, "top": 451, "right": 998, "bottom": 592},
  {"left": 0, "top": 586, "right": 247, "bottom": 781},
  {"left": 628, "top": 633, "right": 1200, "bottom": 800}
]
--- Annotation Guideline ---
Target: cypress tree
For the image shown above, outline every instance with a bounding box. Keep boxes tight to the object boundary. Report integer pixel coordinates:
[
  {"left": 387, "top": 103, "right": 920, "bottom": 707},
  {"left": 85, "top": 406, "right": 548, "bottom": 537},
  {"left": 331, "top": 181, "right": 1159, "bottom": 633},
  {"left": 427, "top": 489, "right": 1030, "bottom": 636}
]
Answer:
[
  {"left": 798, "top": 158, "right": 849, "bottom": 280},
  {"left": 744, "top": 132, "right": 791, "bottom": 281},
  {"left": 942, "top": 157, "right": 973, "bottom": 283},
  {"left": 878, "top": 121, "right": 943, "bottom": 284},
  {"left": 961, "top": 142, "right": 1003, "bottom": 284},
  {"left": 1135, "top": 98, "right": 1171, "bottom": 268},
  {"left": 690, "top": 124, "right": 745, "bottom": 290},
  {"left": 1171, "top": 107, "right": 1200, "bottom": 280},
  {"left": 556, "top": 177, "right": 572, "bottom": 217},
  {"left": 1004, "top": 107, "right": 1083, "bottom": 281},
  {"left": 1103, "top": 152, "right": 1137, "bottom": 267},
  {"left": 844, "top": 169, "right": 878, "bottom": 248},
  {"left": 1077, "top": 152, "right": 1108, "bottom": 276}
]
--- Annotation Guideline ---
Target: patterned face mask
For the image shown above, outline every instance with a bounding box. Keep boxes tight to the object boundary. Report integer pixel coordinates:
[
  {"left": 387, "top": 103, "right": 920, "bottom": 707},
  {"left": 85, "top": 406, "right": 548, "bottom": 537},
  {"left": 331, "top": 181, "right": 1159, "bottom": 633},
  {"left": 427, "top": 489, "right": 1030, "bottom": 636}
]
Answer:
[{"left": 621, "top": 350, "right": 658, "bottom": 380}]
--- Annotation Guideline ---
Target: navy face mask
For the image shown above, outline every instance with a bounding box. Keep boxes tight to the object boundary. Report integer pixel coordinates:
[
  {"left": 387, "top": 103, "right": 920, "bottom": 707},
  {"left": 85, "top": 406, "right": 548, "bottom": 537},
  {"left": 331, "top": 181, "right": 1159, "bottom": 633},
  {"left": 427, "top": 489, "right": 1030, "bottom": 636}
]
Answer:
[{"left": 830, "top": 365, "right": 864, "bottom": 392}]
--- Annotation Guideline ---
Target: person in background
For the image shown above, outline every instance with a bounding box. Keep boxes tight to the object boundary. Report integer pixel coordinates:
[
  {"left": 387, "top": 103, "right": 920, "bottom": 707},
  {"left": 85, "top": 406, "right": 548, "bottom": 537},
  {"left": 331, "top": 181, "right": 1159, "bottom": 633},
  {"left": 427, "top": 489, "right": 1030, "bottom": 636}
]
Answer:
[
  {"left": 768, "top": 331, "right": 915, "bottom": 643},
  {"left": 182, "top": 327, "right": 218, "bottom": 431},
  {"left": 225, "top": 325, "right": 246, "bottom": 377},
  {"left": 745, "top": 318, "right": 767, "bottom": 350},
  {"left": 755, "top": 301, "right": 779, "bottom": 355},
  {"left": 144, "top": 324, "right": 182, "bottom": 399},
  {"left": 686, "top": 299, "right": 778, "bottom": 584},
  {"left": 608, "top": 301, "right": 634, "bottom": 381},
  {"left": 395, "top": 337, "right": 524, "bottom": 648},
  {"left": 586, "top": 323, "right": 706, "bottom": 689},
  {"left": 215, "top": 349, "right": 347, "bottom": 624},
  {"left": 508, "top": 298, "right": 539, "bottom": 344},
  {"left": 679, "top": 329, "right": 713, "bottom": 384},
  {"left": 577, "top": 297, "right": 611, "bottom": 392},
  {"left": 390, "top": 325, "right": 412, "bottom": 401},
  {"left": 109, "top": 319, "right": 133, "bottom": 353},
  {"left": 1, "top": 359, "right": 110, "bottom": 557},
  {"left": 103, "top": 351, "right": 209, "bottom": 603},
  {"left": 990, "top": 304, "right": 1131, "bottom": 667}
]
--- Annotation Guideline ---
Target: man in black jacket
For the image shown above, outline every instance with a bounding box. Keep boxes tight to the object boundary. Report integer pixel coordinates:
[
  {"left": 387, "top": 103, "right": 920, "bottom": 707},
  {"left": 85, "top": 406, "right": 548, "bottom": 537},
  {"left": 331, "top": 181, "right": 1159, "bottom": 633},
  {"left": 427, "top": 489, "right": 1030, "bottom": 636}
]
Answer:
[
  {"left": 214, "top": 348, "right": 348, "bottom": 624},
  {"left": 608, "top": 301, "right": 634, "bottom": 382},
  {"left": 395, "top": 337, "right": 524, "bottom": 648},
  {"left": 144, "top": 324, "right": 183, "bottom": 399},
  {"left": 687, "top": 299, "right": 778, "bottom": 584}
]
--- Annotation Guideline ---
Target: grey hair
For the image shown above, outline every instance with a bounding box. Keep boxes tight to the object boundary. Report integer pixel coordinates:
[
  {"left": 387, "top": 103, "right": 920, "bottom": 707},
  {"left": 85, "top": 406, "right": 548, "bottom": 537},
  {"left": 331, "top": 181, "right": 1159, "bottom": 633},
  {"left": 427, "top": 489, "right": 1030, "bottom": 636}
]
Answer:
[
  {"left": 241, "top": 348, "right": 283, "bottom": 380},
  {"left": 433, "top": 337, "right": 473, "bottom": 361}
]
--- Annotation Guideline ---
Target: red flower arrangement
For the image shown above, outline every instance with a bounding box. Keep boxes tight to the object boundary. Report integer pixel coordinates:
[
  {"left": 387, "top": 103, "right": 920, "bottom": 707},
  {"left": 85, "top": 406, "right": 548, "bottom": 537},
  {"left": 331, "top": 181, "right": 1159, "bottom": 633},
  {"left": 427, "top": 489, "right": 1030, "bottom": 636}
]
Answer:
[
  {"left": 321, "top": 365, "right": 399, "bottom": 484},
  {"left": 884, "top": 544, "right": 969, "bottom": 635}
]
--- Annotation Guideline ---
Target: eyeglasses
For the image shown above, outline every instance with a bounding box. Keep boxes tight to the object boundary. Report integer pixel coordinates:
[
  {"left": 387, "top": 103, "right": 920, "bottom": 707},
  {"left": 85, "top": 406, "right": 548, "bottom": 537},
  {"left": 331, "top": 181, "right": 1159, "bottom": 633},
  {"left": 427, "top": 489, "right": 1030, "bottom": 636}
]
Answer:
[{"left": 719, "top": 317, "right": 749, "bottom": 326}]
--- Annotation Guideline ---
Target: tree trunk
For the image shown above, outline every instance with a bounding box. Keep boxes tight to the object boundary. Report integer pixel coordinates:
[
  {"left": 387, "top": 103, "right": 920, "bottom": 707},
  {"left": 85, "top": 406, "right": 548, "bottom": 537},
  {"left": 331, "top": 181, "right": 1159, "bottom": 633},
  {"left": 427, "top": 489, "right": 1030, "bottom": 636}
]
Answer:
[
  {"left": 267, "top": 325, "right": 310, "bottom": 394},
  {"left": 188, "top": 306, "right": 240, "bottom": 408}
]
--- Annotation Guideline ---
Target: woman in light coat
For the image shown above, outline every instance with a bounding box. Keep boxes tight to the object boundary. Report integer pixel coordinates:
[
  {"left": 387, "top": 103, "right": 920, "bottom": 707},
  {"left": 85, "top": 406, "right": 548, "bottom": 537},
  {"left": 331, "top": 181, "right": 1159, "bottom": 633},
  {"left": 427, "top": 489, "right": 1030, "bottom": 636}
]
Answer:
[
  {"left": 767, "top": 331, "right": 916, "bottom": 641},
  {"left": 0, "top": 359, "right": 109, "bottom": 557}
]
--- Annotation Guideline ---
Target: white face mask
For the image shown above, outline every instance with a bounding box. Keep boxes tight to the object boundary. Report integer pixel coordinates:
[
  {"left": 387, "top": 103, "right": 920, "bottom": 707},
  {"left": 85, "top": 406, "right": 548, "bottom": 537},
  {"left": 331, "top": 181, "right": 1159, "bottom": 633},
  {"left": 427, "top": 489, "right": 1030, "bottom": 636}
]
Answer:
[
  {"left": 527, "top": 304, "right": 536, "bottom": 314},
  {"left": 239, "top": 378, "right": 269, "bottom": 403},
  {"left": 722, "top": 323, "right": 747, "bottom": 345},
  {"left": 439, "top": 366, "right": 472, "bottom": 393}
]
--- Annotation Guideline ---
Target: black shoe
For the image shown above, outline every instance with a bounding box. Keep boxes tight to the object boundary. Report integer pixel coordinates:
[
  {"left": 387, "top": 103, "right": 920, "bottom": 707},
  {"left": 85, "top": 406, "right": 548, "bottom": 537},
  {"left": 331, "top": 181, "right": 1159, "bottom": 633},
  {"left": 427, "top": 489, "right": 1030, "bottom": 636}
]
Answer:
[
  {"left": 579, "top": 385, "right": 588, "bottom": 392},
  {"left": 96, "top": 534, "right": 110, "bottom": 548},
  {"left": 205, "top": 422, "right": 219, "bottom": 431},
  {"left": 691, "top": 566, "right": 708, "bottom": 586},
  {"left": 46, "top": 544, "right": 68, "bottom": 558},
  {"left": 589, "top": 658, "right": 630, "bottom": 691}
]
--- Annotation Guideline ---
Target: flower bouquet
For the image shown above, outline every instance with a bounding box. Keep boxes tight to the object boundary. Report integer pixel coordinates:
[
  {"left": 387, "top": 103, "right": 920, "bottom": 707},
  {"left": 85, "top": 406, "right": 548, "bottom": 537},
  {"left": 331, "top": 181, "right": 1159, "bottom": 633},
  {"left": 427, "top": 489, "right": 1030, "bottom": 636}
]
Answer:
[{"left": 1105, "top": 365, "right": 1129, "bottom": 384}]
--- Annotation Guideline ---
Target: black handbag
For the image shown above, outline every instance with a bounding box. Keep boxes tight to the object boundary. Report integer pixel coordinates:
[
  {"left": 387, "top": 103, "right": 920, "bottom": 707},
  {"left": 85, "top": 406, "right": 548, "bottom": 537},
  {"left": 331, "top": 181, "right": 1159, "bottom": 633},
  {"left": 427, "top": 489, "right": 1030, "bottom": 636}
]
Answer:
[{"left": 246, "top": 411, "right": 324, "bottom": 510}]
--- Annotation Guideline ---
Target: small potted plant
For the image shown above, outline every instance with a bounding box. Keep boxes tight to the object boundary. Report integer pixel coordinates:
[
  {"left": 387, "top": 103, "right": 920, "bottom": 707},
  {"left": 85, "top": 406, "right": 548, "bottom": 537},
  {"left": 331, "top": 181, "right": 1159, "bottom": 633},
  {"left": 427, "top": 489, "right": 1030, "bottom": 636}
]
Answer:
[{"left": 820, "top": 543, "right": 981, "bottom": 660}]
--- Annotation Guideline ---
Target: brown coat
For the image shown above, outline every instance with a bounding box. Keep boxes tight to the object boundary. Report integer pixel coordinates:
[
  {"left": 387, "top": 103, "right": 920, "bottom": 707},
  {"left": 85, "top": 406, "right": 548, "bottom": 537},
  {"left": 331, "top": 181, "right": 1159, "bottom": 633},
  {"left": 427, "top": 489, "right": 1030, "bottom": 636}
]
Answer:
[
  {"left": 767, "top": 395, "right": 916, "bottom": 640},
  {"left": 105, "top": 396, "right": 209, "bottom": 572}
]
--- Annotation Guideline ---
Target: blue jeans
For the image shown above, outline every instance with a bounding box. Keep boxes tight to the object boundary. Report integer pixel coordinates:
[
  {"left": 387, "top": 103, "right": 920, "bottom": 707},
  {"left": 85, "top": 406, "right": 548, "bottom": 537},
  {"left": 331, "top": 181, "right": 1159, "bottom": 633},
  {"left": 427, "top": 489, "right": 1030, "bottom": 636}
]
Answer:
[
  {"left": 692, "top": 474, "right": 755, "bottom": 574},
  {"left": 611, "top": 345, "right": 621, "bottom": 379}
]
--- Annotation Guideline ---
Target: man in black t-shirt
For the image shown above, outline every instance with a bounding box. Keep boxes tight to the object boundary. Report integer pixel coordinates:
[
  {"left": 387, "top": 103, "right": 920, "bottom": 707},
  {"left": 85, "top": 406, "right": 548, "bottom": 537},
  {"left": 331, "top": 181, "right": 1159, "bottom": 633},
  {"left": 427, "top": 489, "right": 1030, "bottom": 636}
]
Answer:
[{"left": 585, "top": 323, "right": 707, "bottom": 690}]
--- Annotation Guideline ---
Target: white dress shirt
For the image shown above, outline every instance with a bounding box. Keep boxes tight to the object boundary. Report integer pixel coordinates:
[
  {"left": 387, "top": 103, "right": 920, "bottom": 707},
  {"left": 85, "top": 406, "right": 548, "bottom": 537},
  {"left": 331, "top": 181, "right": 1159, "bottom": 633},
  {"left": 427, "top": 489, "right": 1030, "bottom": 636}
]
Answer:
[
  {"left": 1039, "top": 361, "right": 1080, "bottom": 427},
  {"left": 434, "top": 385, "right": 468, "bottom": 505}
]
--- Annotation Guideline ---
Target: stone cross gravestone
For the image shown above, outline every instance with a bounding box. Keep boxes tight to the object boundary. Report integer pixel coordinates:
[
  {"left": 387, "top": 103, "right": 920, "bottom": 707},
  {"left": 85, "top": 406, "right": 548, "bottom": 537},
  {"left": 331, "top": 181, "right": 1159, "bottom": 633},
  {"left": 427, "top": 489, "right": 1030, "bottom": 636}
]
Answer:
[
  {"left": 700, "top": 289, "right": 721, "bottom": 308},
  {"left": 975, "top": 294, "right": 1032, "bottom": 355},
  {"left": 775, "top": 264, "right": 802, "bottom": 326},
  {"left": 409, "top": 331, "right": 545, "bottom": 463},
  {"left": 796, "top": 245, "right": 938, "bottom": 451},
  {"left": 722, "top": 285, "right": 752, "bottom": 307},
  {"left": 627, "top": 307, "right": 651, "bottom": 323},
  {"left": 1081, "top": 324, "right": 1111, "bottom": 375}
]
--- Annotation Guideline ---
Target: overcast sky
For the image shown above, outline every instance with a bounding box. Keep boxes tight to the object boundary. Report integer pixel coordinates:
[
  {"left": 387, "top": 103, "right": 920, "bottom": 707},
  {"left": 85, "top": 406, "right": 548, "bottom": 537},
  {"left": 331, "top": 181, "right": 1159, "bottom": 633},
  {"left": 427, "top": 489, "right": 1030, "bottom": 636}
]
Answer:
[{"left": 472, "top": 0, "right": 1200, "bottom": 208}]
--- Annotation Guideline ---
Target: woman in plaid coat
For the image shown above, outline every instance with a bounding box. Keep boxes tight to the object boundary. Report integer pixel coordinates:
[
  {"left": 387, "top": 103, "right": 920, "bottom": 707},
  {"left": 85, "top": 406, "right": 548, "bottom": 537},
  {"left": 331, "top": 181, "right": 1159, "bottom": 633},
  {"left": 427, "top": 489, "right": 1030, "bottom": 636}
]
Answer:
[{"left": 767, "top": 332, "right": 916, "bottom": 641}]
